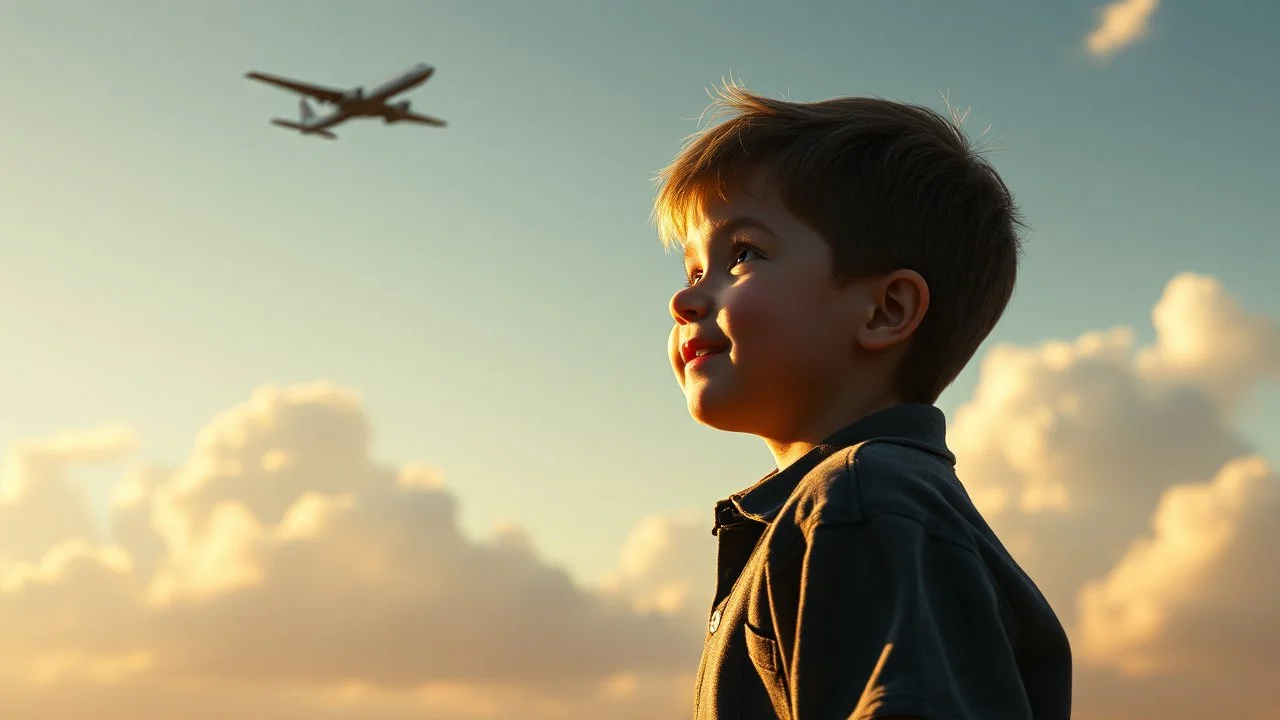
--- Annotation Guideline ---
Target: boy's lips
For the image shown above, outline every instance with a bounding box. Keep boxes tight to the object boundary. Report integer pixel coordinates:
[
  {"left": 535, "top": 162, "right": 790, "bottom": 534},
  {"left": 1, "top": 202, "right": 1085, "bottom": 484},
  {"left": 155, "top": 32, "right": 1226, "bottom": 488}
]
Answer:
[{"left": 680, "top": 336, "right": 729, "bottom": 366}]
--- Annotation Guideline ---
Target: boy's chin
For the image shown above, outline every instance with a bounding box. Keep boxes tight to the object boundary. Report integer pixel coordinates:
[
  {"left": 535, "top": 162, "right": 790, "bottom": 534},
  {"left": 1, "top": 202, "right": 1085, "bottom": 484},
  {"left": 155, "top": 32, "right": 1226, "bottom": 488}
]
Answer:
[{"left": 685, "top": 391, "right": 760, "bottom": 434}]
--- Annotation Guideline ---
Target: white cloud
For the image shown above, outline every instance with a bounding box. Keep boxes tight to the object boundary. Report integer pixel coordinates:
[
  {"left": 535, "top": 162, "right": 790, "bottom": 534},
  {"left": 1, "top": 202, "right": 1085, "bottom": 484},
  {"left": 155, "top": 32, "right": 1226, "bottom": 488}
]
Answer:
[{"left": 1086, "top": 0, "right": 1160, "bottom": 58}]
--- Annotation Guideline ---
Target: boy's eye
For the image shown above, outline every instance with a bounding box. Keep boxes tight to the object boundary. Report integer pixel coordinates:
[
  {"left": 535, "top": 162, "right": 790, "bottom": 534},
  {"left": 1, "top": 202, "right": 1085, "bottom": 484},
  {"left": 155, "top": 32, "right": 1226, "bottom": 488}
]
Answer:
[
  {"left": 732, "top": 245, "right": 761, "bottom": 266},
  {"left": 682, "top": 242, "right": 762, "bottom": 287}
]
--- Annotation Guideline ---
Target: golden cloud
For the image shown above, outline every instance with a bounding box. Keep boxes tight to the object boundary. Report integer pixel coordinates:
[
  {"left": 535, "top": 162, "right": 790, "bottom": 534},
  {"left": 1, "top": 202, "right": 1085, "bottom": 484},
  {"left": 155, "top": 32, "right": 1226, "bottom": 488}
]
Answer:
[
  {"left": 0, "top": 382, "right": 699, "bottom": 718},
  {"left": 0, "top": 272, "right": 1275, "bottom": 718},
  {"left": 1086, "top": 0, "right": 1161, "bottom": 58}
]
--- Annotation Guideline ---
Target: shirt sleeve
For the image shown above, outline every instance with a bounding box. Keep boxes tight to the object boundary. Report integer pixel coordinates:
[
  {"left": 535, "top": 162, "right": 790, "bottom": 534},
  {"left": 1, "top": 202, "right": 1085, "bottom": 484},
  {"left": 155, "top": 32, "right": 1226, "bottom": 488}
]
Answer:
[{"left": 781, "top": 513, "right": 1033, "bottom": 720}]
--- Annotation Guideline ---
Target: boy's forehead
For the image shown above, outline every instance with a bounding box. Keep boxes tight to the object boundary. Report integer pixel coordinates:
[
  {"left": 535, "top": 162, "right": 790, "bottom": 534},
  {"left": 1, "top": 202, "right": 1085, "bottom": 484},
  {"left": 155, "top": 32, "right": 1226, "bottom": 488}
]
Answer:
[
  {"left": 680, "top": 184, "right": 786, "bottom": 254},
  {"left": 687, "top": 171, "right": 777, "bottom": 225},
  {"left": 680, "top": 210, "right": 783, "bottom": 266}
]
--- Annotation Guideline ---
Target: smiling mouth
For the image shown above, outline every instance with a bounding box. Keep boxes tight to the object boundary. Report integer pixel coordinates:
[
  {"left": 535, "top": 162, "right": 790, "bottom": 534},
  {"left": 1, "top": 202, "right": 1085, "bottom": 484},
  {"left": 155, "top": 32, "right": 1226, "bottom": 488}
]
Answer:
[
  {"left": 679, "top": 334, "right": 730, "bottom": 371},
  {"left": 684, "top": 348, "right": 724, "bottom": 369}
]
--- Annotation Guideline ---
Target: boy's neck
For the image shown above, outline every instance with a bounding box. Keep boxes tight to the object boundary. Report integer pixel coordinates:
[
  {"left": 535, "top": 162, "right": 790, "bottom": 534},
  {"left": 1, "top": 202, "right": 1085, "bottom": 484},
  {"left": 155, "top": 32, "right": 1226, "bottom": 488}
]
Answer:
[{"left": 762, "top": 393, "right": 907, "bottom": 472}]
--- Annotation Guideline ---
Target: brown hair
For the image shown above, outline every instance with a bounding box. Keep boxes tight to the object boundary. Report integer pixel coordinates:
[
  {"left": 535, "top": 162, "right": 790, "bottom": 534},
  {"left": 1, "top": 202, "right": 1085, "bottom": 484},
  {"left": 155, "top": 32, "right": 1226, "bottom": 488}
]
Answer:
[{"left": 652, "top": 80, "right": 1024, "bottom": 404}]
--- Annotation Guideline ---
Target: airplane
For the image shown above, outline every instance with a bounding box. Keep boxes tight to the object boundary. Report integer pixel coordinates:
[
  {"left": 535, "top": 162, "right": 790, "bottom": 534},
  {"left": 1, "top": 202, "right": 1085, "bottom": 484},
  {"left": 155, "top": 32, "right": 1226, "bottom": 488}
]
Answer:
[{"left": 244, "top": 62, "right": 446, "bottom": 139}]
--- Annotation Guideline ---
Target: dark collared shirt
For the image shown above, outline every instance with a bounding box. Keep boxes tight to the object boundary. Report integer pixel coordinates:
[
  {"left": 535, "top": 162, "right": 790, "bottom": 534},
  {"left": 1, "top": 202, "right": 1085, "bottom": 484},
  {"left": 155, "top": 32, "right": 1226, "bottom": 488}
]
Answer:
[{"left": 692, "top": 404, "right": 1072, "bottom": 720}]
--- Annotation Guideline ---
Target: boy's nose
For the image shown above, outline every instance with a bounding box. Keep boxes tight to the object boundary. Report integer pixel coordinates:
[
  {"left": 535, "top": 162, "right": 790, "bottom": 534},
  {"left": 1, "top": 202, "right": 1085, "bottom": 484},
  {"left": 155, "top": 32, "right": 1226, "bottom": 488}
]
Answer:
[{"left": 670, "top": 286, "right": 711, "bottom": 324}]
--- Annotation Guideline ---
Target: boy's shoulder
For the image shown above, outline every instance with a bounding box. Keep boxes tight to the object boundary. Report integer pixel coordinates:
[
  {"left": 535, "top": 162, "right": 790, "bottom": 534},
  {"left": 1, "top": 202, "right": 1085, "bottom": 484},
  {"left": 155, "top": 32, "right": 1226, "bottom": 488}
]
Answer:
[
  {"left": 701, "top": 407, "right": 1072, "bottom": 720},
  {"left": 781, "top": 435, "right": 980, "bottom": 548},
  {"left": 762, "top": 435, "right": 1073, "bottom": 719}
]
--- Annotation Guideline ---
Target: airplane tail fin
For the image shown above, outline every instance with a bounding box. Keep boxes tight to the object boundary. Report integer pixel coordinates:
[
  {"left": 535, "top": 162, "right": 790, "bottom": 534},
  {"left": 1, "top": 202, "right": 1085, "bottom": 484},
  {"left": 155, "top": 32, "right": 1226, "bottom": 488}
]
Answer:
[{"left": 299, "top": 98, "right": 315, "bottom": 122}]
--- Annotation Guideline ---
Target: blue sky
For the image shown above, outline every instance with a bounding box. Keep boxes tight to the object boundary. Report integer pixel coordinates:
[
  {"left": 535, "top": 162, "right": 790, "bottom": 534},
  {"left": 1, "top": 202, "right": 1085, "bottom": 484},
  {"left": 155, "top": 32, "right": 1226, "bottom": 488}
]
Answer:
[{"left": 2, "top": 0, "right": 1276, "bottom": 584}]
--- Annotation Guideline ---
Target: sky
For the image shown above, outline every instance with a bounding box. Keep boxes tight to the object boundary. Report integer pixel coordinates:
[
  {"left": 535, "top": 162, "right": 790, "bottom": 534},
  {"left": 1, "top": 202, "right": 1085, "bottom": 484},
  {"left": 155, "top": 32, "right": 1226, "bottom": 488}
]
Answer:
[{"left": 0, "top": 0, "right": 1278, "bottom": 718}]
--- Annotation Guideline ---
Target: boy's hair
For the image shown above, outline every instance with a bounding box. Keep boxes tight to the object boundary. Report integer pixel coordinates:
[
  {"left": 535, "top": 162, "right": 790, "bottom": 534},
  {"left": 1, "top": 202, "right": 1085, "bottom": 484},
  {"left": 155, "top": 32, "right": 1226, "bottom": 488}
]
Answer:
[{"left": 652, "top": 81, "right": 1024, "bottom": 404}]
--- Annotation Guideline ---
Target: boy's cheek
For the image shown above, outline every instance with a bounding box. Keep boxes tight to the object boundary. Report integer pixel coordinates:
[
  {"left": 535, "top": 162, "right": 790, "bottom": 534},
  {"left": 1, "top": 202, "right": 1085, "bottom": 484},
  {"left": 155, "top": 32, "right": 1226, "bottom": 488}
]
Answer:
[{"left": 721, "top": 294, "right": 787, "bottom": 346}]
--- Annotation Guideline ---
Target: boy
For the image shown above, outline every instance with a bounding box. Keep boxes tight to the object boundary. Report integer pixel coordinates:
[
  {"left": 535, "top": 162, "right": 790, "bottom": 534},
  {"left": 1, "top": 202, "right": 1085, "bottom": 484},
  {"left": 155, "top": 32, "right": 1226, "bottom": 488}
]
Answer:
[{"left": 654, "top": 83, "right": 1072, "bottom": 719}]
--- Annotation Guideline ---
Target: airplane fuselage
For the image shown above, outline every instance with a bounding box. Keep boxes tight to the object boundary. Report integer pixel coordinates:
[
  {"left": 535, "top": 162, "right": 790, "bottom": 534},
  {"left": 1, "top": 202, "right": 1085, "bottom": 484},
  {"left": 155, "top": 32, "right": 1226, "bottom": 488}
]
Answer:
[
  {"left": 338, "top": 63, "right": 434, "bottom": 112},
  {"left": 248, "top": 62, "right": 445, "bottom": 139},
  {"left": 361, "top": 63, "right": 435, "bottom": 105},
  {"left": 305, "top": 64, "right": 435, "bottom": 129},
  {"left": 305, "top": 63, "right": 435, "bottom": 122}
]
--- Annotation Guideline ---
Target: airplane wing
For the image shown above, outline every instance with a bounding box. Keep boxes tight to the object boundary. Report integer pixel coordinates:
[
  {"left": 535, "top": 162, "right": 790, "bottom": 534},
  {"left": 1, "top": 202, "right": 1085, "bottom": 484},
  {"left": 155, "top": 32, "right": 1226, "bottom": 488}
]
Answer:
[
  {"left": 396, "top": 112, "right": 447, "bottom": 127},
  {"left": 245, "top": 71, "right": 347, "bottom": 104}
]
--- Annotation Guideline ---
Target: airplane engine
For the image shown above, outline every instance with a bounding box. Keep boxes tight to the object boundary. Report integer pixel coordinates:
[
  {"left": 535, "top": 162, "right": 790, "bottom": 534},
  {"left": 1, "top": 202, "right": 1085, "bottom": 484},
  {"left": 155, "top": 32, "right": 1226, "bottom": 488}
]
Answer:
[{"left": 385, "top": 100, "right": 412, "bottom": 124}]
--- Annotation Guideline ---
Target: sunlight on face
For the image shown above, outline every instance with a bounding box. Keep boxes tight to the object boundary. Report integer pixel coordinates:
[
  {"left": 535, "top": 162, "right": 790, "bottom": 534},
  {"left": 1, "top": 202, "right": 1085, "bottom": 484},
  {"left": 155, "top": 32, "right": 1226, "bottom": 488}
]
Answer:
[{"left": 666, "top": 170, "right": 860, "bottom": 441}]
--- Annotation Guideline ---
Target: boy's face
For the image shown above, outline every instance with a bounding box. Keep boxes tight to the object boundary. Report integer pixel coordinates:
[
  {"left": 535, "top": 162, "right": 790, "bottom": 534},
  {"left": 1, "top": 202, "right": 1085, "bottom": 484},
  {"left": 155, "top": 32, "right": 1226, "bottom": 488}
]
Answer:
[{"left": 668, "top": 170, "right": 875, "bottom": 441}]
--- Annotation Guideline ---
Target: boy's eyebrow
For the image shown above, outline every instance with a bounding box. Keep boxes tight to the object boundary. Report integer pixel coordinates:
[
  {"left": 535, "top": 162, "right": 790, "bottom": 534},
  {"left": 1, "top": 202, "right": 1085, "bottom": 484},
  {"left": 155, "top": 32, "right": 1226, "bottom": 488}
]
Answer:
[{"left": 682, "top": 216, "right": 777, "bottom": 264}]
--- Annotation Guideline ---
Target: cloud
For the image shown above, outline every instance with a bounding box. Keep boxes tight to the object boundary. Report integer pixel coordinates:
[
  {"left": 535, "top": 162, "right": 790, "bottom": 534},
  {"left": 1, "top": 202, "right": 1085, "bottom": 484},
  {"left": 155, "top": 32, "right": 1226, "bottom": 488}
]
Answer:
[
  {"left": 950, "top": 273, "right": 1275, "bottom": 614},
  {"left": 1076, "top": 455, "right": 1280, "bottom": 679},
  {"left": 1135, "top": 274, "right": 1280, "bottom": 411},
  {"left": 1085, "top": 0, "right": 1160, "bottom": 58},
  {"left": 599, "top": 512, "right": 713, "bottom": 623},
  {"left": 1, "top": 270, "right": 1277, "bottom": 718},
  {"left": 949, "top": 272, "right": 1280, "bottom": 717},
  {"left": 0, "top": 424, "right": 136, "bottom": 560},
  {"left": 0, "top": 382, "right": 702, "bottom": 719}
]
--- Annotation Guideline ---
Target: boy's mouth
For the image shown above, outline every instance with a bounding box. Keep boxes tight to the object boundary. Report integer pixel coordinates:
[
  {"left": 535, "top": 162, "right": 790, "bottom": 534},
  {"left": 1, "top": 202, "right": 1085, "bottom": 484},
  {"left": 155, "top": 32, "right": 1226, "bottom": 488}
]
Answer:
[{"left": 680, "top": 337, "right": 728, "bottom": 366}]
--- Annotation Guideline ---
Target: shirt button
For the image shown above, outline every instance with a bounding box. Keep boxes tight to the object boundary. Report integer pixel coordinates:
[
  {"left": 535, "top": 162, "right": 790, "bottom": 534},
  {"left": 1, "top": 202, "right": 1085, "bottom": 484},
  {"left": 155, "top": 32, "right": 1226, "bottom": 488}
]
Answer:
[{"left": 709, "top": 609, "right": 722, "bottom": 634}]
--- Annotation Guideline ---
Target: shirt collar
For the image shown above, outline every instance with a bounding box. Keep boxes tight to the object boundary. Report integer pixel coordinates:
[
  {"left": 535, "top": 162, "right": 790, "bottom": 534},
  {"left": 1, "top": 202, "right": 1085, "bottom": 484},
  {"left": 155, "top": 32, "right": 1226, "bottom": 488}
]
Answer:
[{"left": 712, "top": 403, "right": 954, "bottom": 534}]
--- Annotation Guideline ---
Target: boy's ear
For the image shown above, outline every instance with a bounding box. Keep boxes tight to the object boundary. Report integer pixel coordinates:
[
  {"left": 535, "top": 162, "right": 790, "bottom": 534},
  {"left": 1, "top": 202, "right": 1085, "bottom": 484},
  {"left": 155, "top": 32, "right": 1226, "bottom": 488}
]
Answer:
[{"left": 854, "top": 269, "right": 930, "bottom": 352}]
